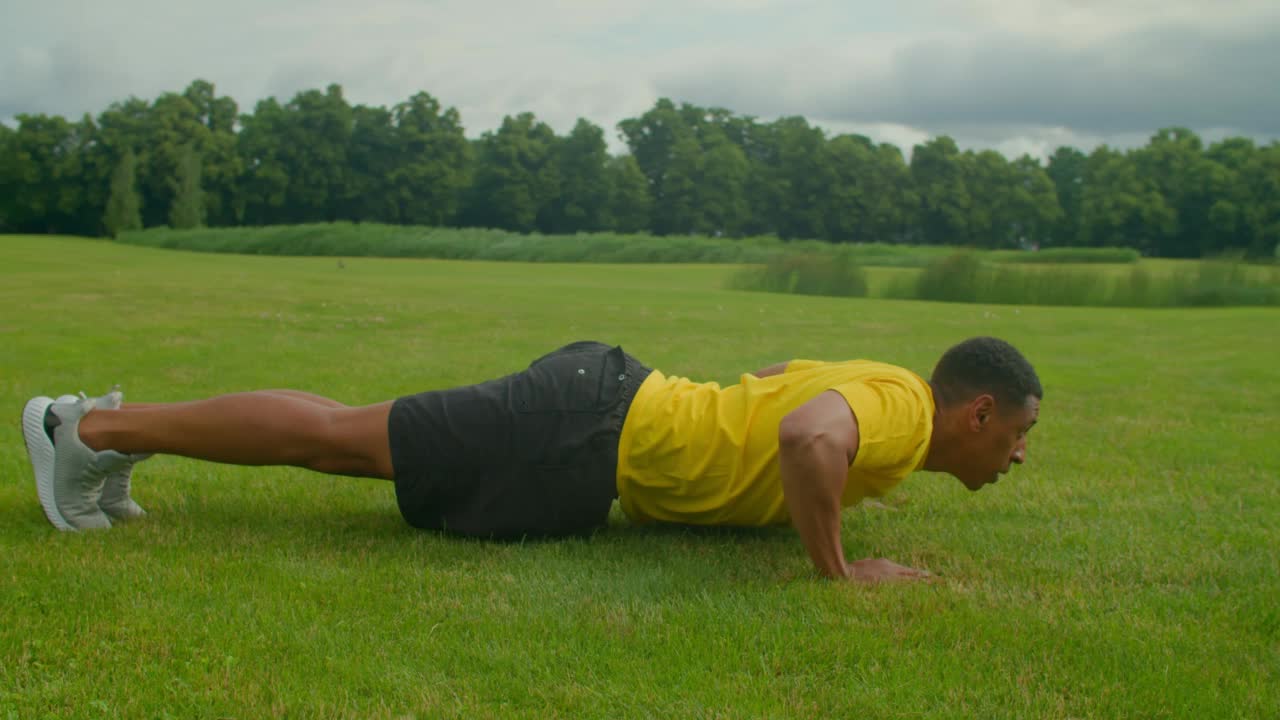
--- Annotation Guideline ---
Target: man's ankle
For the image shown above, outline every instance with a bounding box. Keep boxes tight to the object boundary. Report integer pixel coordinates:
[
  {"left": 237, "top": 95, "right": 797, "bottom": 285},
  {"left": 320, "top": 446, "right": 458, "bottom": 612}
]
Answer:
[{"left": 77, "top": 411, "right": 113, "bottom": 452}]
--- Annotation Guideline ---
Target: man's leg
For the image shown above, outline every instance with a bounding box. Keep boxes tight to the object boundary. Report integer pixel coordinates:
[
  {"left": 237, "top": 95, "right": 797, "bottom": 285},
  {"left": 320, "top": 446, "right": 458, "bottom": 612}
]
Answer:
[
  {"left": 261, "top": 390, "right": 348, "bottom": 408},
  {"left": 120, "top": 389, "right": 349, "bottom": 410},
  {"left": 76, "top": 392, "right": 394, "bottom": 479}
]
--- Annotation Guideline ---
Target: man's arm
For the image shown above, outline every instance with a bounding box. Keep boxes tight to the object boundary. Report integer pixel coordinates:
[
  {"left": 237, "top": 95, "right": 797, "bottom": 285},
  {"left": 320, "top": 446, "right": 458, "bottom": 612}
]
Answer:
[
  {"left": 778, "top": 391, "right": 930, "bottom": 582},
  {"left": 750, "top": 362, "right": 789, "bottom": 378}
]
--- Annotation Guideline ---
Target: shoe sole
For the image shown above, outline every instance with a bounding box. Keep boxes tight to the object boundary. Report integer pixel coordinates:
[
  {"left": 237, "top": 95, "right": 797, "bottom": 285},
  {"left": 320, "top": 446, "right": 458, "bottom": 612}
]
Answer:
[{"left": 22, "top": 396, "right": 74, "bottom": 531}]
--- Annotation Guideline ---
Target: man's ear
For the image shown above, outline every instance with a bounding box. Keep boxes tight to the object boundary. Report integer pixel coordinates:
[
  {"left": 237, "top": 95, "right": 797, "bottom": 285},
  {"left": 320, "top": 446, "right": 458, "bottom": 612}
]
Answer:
[{"left": 969, "top": 394, "right": 996, "bottom": 432}]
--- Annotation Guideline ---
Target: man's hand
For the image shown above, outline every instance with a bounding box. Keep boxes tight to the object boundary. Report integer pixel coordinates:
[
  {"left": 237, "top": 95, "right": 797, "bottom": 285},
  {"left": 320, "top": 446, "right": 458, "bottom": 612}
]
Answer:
[{"left": 846, "top": 557, "right": 931, "bottom": 583}]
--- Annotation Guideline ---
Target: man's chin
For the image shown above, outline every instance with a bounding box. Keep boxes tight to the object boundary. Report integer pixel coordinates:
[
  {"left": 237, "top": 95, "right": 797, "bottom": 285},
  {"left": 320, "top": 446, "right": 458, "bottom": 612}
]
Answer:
[{"left": 962, "top": 475, "right": 998, "bottom": 491}]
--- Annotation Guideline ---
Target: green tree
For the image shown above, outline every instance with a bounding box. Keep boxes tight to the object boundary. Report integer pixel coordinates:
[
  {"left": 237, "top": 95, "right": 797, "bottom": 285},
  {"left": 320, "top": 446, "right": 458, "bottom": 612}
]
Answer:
[
  {"left": 965, "top": 151, "right": 1061, "bottom": 248},
  {"left": 547, "top": 118, "right": 612, "bottom": 233},
  {"left": 911, "top": 136, "right": 971, "bottom": 245},
  {"left": 2, "top": 114, "right": 96, "bottom": 234},
  {"left": 740, "top": 124, "right": 781, "bottom": 237},
  {"left": 605, "top": 155, "right": 651, "bottom": 233},
  {"left": 1078, "top": 146, "right": 1174, "bottom": 253},
  {"left": 168, "top": 145, "right": 205, "bottom": 229},
  {"left": 1249, "top": 143, "right": 1280, "bottom": 257},
  {"left": 91, "top": 98, "right": 153, "bottom": 226},
  {"left": 693, "top": 127, "right": 750, "bottom": 236},
  {"left": 1047, "top": 146, "right": 1088, "bottom": 246},
  {"left": 1204, "top": 137, "right": 1280, "bottom": 257},
  {"left": 390, "top": 92, "right": 472, "bottom": 226},
  {"left": 759, "top": 117, "right": 832, "bottom": 240},
  {"left": 181, "top": 80, "right": 242, "bottom": 226},
  {"left": 240, "top": 85, "right": 354, "bottom": 225},
  {"left": 963, "top": 150, "right": 1001, "bottom": 246},
  {"left": 1133, "top": 128, "right": 1213, "bottom": 257},
  {"left": 183, "top": 79, "right": 238, "bottom": 134},
  {"left": 12, "top": 77, "right": 1280, "bottom": 250},
  {"left": 619, "top": 99, "right": 701, "bottom": 233},
  {"left": 651, "top": 133, "right": 701, "bottom": 234},
  {"left": 625, "top": 104, "right": 750, "bottom": 236},
  {"left": 618, "top": 98, "right": 687, "bottom": 192},
  {"left": 825, "top": 136, "right": 917, "bottom": 243},
  {"left": 869, "top": 143, "right": 920, "bottom": 243},
  {"left": 464, "top": 113, "right": 561, "bottom": 232},
  {"left": 139, "top": 92, "right": 211, "bottom": 227},
  {"left": 0, "top": 122, "right": 13, "bottom": 230},
  {"left": 280, "top": 84, "right": 353, "bottom": 223},
  {"left": 238, "top": 97, "right": 291, "bottom": 225},
  {"left": 103, "top": 150, "right": 142, "bottom": 237},
  {"left": 1008, "top": 155, "right": 1064, "bottom": 248},
  {"left": 344, "top": 104, "right": 399, "bottom": 222}
]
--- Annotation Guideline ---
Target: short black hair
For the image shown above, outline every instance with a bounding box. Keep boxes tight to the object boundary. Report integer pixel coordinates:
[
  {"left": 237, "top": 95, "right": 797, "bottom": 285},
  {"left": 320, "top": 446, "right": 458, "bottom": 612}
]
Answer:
[{"left": 930, "top": 337, "right": 1043, "bottom": 410}]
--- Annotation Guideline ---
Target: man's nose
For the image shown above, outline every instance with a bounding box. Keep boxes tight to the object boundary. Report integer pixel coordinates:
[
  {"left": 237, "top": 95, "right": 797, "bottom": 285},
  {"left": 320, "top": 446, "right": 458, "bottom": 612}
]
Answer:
[{"left": 1011, "top": 438, "right": 1027, "bottom": 465}]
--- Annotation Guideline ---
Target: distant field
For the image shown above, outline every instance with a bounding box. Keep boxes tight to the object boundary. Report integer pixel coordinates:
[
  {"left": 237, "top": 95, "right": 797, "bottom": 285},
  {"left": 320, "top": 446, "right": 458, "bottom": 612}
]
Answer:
[
  {"left": 116, "top": 223, "right": 960, "bottom": 267},
  {"left": 2, "top": 235, "right": 1277, "bottom": 718},
  {"left": 117, "top": 224, "right": 1279, "bottom": 308}
]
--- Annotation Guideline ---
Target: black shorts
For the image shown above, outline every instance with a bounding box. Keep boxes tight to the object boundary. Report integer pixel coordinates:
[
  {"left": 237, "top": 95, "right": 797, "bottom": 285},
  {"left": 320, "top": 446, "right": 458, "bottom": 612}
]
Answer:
[{"left": 388, "top": 341, "right": 653, "bottom": 539}]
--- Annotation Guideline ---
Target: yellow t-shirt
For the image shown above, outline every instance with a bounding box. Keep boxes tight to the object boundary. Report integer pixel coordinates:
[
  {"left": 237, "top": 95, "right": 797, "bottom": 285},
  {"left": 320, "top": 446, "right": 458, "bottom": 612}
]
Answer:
[{"left": 615, "top": 359, "right": 934, "bottom": 526}]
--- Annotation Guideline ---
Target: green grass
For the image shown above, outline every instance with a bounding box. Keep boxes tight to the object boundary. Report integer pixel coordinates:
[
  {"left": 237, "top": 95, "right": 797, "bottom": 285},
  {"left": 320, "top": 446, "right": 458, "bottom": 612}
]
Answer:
[{"left": 2, "top": 235, "right": 1277, "bottom": 718}]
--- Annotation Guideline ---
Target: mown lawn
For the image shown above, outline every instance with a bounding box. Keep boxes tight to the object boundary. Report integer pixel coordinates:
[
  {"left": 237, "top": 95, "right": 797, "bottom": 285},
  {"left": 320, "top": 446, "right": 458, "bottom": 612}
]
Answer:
[{"left": 1, "top": 235, "right": 1276, "bottom": 718}]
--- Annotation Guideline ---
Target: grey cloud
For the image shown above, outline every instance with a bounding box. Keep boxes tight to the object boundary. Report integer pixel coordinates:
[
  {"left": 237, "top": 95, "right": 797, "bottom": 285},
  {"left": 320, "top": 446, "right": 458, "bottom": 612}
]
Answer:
[
  {"left": 657, "top": 19, "right": 1280, "bottom": 140},
  {"left": 0, "top": 44, "right": 132, "bottom": 121},
  {"left": 5, "top": 0, "right": 1277, "bottom": 160}
]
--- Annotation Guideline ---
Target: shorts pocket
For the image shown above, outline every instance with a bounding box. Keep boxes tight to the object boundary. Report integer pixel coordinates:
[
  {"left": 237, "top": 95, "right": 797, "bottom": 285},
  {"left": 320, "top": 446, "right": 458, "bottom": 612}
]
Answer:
[{"left": 512, "top": 344, "right": 626, "bottom": 414}]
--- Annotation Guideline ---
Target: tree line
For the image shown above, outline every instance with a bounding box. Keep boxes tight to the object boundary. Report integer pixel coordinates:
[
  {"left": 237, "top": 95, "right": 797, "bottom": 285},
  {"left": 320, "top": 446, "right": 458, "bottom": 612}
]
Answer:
[{"left": 2, "top": 79, "right": 1277, "bottom": 258}]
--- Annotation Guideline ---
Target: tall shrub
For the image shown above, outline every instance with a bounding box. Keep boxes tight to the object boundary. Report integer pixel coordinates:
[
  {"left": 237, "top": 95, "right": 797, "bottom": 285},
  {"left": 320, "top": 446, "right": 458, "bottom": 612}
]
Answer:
[
  {"left": 169, "top": 145, "right": 205, "bottom": 229},
  {"left": 103, "top": 150, "right": 142, "bottom": 237},
  {"left": 916, "top": 253, "right": 982, "bottom": 302},
  {"left": 728, "top": 252, "right": 868, "bottom": 298}
]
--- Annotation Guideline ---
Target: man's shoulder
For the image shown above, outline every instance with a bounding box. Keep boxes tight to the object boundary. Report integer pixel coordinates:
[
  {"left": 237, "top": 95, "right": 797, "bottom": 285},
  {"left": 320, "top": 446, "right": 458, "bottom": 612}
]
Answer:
[{"left": 788, "top": 358, "right": 921, "bottom": 380}]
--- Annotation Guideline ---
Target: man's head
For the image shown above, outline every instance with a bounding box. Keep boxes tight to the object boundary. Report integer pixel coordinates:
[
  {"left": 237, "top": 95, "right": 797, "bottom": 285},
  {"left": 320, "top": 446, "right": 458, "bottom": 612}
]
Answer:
[{"left": 928, "top": 337, "right": 1042, "bottom": 490}]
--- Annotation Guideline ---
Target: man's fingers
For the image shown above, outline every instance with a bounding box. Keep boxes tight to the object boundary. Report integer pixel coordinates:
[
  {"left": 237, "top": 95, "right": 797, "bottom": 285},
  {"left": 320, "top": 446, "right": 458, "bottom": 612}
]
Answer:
[{"left": 849, "top": 559, "right": 935, "bottom": 583}]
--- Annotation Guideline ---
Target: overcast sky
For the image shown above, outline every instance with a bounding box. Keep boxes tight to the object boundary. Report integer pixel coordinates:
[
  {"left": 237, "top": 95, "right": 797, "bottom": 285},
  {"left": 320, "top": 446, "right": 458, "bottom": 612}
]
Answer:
[{"left": 3, "top": 0, "right": 1277, "bottom": 158}]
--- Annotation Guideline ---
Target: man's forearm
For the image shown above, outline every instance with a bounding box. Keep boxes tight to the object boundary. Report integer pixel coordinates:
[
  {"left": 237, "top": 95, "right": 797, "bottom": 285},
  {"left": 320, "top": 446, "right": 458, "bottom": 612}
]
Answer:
[{"left": 779, "top": 433, "right": 850, "bottom": 578}]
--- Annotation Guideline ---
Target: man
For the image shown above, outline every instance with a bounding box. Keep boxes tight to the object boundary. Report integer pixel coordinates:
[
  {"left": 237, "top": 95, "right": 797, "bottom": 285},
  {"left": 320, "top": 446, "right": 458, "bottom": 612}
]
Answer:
[{"left": 21, "top": 336, "right": 1041, "bottom": 582}]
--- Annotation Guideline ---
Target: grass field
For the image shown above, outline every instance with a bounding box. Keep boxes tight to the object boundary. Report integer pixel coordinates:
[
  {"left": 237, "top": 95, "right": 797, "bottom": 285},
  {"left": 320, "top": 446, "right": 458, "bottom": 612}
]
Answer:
[{"left": 2, "top": 235, "right": 1277, "bottom": 719}]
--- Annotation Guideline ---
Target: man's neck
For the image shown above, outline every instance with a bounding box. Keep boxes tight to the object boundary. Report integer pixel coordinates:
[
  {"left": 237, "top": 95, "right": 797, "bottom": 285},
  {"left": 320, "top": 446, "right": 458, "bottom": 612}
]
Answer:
[{"left": 922, "top": 408, "right": 957, "bottom": 474}]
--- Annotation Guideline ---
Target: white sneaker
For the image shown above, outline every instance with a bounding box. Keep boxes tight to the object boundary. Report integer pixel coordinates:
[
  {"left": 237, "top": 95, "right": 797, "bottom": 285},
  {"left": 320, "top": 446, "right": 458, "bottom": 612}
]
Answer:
[
  {"left": 60, "top": 388, "right": 149, "bottom": 520},
  {"left": 21, "top": 393, "right": 142, "bottom": 531}
]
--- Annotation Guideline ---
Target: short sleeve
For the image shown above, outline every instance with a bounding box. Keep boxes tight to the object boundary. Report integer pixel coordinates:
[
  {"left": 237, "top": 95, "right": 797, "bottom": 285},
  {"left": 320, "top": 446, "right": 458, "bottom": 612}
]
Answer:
[{"left": 830, "top": 379, "right": 931, "bottom": 479}]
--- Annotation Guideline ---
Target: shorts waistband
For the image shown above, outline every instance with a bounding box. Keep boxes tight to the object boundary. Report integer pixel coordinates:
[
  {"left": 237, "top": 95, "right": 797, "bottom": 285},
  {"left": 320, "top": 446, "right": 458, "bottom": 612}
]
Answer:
[{"left": 608, "top": 350, "right": 653, "bottom": 434}]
